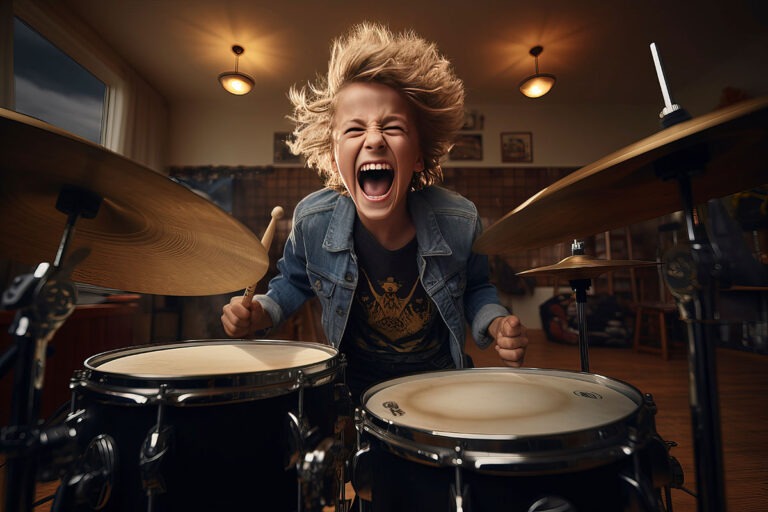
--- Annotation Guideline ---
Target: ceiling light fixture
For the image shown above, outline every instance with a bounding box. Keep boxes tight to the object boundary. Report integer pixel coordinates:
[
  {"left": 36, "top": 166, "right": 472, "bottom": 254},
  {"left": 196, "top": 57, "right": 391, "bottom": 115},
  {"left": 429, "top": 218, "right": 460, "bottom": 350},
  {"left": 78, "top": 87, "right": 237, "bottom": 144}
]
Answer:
[
  {"left": 218, "top": 45, "right": 254, "bottom": 95},
  {"left": 519, "top": 45, "right": 556, "bottom": 99}
]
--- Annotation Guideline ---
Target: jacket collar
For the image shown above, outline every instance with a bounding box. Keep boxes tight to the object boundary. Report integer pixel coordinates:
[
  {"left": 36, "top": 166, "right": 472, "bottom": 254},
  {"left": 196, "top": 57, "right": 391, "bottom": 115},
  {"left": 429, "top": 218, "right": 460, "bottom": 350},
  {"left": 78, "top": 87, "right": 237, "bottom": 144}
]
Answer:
[
  {"left": 322, "top": 194, "right": 356, "bottom": 252},
  {"left": 321, "top": 190, "right": 452, "bottom": 256},
  {"left": 410, "top": 191, "right": 452, "bottom": 257}
]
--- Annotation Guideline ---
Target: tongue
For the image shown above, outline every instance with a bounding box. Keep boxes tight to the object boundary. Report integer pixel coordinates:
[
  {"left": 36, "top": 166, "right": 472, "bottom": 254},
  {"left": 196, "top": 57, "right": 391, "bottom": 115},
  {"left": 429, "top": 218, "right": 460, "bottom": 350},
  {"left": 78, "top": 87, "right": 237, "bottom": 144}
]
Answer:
[{"left": 362, "top": 176, "right": 391, "bottom": 197}]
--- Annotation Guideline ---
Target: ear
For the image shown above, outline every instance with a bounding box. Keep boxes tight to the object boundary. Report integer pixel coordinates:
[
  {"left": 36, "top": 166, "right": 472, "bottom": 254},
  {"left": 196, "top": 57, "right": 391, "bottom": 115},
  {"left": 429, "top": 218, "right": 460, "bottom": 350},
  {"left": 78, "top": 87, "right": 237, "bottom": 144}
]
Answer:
[{"left": 414, "top": 155, "right": 425, "bottom": 173}]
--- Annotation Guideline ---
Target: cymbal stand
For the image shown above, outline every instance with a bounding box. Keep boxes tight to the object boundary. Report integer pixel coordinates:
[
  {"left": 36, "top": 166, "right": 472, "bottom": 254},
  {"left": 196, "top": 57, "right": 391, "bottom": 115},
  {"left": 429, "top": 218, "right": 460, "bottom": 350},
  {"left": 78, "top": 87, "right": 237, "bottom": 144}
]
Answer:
[
  {"left": 568, "top": 240, "right": 592, "bottom": 372},
  {"left": 1, "top": 185, "right": 101, "bottom": 512},
  {"left": 650, "top": 42, "right": 725, "bottom": 512},
  {"left": 656, "top": 150, "right": 726, "bottom": 512}
]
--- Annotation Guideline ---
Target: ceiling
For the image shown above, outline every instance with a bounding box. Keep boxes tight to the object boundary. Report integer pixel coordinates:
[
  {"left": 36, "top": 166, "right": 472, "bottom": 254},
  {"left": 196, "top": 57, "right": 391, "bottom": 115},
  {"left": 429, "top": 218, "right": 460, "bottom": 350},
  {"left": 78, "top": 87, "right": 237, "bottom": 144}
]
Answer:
[{"left": 59, "top": 0, "right": 768, "bottom": 110}]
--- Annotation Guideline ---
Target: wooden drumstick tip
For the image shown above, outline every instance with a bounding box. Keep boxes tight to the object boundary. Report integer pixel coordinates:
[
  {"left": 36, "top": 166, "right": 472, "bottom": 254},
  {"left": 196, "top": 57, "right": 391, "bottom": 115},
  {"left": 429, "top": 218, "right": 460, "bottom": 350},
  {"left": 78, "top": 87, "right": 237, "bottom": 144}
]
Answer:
[
  {"left": 270, "top": 206, "right": 285, "bottom": 220},
  {"left": 242, "top": 205, "right": 285, "bottom": 307}
]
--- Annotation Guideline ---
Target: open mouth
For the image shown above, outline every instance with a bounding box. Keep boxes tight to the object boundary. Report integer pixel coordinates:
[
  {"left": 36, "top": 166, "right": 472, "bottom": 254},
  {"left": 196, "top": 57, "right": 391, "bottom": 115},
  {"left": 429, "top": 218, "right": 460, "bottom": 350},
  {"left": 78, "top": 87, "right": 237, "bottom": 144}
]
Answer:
[{"left": 358, "top": 163, "right": 394, "bottom": 198}]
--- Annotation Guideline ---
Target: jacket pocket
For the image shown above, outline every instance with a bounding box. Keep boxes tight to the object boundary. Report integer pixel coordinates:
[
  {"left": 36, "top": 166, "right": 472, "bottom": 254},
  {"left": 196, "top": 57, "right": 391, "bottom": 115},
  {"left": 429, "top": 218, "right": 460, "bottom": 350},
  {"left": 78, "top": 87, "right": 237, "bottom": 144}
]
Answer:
[{"left": 307, "top": 268, "right": 336, "bottom": 304}]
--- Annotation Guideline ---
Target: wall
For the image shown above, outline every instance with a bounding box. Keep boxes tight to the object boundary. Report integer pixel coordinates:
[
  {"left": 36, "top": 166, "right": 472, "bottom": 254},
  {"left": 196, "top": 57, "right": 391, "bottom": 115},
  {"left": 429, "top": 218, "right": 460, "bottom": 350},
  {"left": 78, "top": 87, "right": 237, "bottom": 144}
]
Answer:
[{"left": 169, "top": 99, "right": 661, "bottom": 169}]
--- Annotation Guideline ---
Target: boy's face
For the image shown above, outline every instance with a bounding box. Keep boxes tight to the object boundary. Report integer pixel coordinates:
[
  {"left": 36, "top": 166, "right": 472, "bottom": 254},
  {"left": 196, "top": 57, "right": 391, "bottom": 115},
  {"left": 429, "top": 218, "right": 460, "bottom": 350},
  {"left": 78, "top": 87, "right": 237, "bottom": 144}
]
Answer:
[{"left": 331, "top": 82, "right": 424, "bottom": 224}]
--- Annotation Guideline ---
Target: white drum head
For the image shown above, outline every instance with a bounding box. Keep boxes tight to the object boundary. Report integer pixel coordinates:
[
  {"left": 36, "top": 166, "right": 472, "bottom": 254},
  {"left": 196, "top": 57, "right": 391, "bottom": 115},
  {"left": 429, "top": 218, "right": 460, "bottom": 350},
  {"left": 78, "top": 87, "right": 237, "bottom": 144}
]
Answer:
[
  {"left": 95, "top": 342, "right": 334, "bottom": 377},
  {"left": 364, "top": 368, "right": 640, "bottom": 437},
  {"left": 78, "top": 341, "right": 342, "bottom": 405}
]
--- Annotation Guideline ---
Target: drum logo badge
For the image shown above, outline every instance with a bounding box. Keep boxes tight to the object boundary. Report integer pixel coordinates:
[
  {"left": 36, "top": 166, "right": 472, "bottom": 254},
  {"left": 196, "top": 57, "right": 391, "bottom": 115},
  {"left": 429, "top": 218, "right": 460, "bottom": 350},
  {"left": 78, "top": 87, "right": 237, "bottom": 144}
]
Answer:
[
  {"left": 382, "top": 401, "right": 405, "bottom": 416},
  {"left": 573, "top": 390, "right": 603, "bottom": 400}
]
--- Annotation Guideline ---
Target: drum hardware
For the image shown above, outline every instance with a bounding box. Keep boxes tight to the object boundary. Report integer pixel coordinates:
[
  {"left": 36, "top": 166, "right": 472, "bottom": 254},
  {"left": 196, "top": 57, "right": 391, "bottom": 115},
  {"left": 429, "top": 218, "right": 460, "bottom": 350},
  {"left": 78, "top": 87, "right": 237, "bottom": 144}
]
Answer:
[
  {"left": 1, "top": 186, "right": 101, "bottom": 512},
  {"left": 50, "top": 433, "right": 117, "bottom": 512},
  {"left": 286, "top": 371, "right": 351, "bottom": 512},
  {"left": 475, "top": 60, "right": 768, "bottom": 512},
  {"left": 298, "top": 436, "right": 347, "bottom": 512},
  {"left": 332, "top": 380, "right": 355, "bottom": 510},
  {"left": 526, "top": 496, "right": 575, "bottom": 512},
  {"left": 517, "top": 241, "right": 657, "bottom": 372},
  {"left": 450, "top": 446, "right": 468, "bottom": 512},
  {"left": 139, "top": 384, "right": 174, "bottom": 510}
]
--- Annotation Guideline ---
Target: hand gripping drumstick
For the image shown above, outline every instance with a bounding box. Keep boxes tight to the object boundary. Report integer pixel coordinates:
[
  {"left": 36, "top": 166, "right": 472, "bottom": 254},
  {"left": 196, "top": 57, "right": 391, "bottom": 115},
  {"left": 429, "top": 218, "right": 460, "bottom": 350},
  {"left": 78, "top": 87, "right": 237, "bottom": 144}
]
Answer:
[{"left": 242, "top": 206, "right": 284, "bottom": 306}]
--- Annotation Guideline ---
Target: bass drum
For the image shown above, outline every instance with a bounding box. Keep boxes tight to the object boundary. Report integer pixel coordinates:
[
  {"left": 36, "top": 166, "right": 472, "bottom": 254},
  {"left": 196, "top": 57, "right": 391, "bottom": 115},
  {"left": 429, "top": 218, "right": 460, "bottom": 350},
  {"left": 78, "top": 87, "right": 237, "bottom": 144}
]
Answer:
[
  {"left": 355, "top": 368, "right": 671, "bottom": 512},
  {"left": 65, "top": 340, "right": 347, "bottom": 512}
]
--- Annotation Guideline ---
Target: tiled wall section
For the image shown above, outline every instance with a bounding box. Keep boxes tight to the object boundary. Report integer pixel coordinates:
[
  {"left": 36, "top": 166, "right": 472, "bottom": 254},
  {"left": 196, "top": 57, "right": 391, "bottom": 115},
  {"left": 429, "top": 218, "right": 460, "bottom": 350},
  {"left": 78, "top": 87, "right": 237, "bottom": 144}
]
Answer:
[{"left": 170, "top": 165, "right": 577, "bottom": 293}]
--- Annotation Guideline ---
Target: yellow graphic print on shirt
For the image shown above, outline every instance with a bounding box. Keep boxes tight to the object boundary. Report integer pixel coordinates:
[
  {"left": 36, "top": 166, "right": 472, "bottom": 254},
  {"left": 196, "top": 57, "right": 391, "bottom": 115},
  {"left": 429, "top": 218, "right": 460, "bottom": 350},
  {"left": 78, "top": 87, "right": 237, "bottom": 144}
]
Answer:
[{"left": 356, "top": 268, "right": 435, "bottom": 351}]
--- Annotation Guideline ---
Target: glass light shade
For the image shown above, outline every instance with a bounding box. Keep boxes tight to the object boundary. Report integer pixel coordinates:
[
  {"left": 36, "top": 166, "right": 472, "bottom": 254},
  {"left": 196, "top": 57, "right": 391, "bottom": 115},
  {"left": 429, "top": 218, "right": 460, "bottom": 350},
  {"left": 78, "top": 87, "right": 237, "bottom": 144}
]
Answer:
[
  {"left": 219, "top": 72, "right": 254, "bottom": 95},
  {"left": 519, "top": 73, "right": 556, "bottom": 98}
]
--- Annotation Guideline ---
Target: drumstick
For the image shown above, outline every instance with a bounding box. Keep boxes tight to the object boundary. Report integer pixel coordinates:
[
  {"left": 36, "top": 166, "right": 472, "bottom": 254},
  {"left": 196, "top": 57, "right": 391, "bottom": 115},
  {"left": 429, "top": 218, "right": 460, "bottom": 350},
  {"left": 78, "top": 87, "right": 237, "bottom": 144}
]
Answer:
[{"left": 242, "top": 206, "right": 284, "bottom": 307}]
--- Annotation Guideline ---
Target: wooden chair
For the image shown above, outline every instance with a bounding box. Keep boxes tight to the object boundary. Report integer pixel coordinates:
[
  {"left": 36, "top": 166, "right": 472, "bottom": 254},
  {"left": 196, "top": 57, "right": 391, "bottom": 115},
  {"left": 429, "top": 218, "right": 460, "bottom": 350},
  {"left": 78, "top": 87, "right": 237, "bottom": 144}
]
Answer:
[
  {"left": 633, "top": 295, "right": 678, "bottom": 360},
  {"left": 632, "top": 222, "right": 682, "bottom": 360}
]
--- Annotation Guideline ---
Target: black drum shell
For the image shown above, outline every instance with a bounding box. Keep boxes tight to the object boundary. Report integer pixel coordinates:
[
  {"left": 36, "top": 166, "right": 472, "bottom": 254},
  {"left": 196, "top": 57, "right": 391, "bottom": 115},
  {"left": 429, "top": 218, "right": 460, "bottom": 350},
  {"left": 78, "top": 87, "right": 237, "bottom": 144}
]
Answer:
[
  {"left": 68, "top": 340, "right": 343, "bottom": 512},
  {"left": 355, "top": 368, "right": 665, "bottom": 512}
]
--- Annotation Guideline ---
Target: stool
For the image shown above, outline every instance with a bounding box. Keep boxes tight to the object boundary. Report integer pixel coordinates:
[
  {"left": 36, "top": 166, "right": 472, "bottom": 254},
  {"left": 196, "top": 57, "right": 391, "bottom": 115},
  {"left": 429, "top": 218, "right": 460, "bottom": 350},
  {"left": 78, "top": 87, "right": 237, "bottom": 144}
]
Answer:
[{"left": 633, "top": 302, "right": 678, "bottom": 360}]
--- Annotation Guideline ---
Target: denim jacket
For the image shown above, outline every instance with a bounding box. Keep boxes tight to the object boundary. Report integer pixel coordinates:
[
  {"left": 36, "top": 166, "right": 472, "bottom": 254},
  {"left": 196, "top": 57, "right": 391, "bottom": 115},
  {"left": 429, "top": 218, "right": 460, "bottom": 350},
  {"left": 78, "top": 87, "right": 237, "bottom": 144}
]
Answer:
[{"left": 255, "top": 186, "right": 509, "bottom": 368}]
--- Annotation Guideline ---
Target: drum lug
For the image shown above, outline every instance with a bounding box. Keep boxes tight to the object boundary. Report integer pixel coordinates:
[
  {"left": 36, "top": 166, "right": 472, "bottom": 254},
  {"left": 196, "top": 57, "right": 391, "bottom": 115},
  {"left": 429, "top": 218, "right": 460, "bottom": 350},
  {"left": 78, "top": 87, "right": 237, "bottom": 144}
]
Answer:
[
  {"left": 450, "top": 446, "right": 468, "bottom": 512},
  {"left": 350, "top": 442, "right": 371, "bottom": 503},
  {"left": 286, "top": 410, "right": 320, "bottom": 470},
  {"left": 139, "top": 386, "right": 174, "bottom": 500}
]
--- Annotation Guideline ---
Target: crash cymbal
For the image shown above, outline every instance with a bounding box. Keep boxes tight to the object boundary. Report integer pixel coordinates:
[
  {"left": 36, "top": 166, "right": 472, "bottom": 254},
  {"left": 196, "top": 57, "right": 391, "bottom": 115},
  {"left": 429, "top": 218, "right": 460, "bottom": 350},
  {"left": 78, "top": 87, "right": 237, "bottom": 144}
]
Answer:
[
  {"left": 474, "top": 96, "right": 768, "bottom": 256},
  {"left": 517, "top": 255, "right": 657, "bottom": 280},
  {"left": 0, "top": 108, "right": 268, "bottom": 296}
]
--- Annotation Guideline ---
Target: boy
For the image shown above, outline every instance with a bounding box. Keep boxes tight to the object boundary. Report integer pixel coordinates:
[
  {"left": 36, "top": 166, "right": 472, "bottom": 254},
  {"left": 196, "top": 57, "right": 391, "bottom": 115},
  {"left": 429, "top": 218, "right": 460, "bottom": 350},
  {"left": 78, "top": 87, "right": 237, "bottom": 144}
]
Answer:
[{"left": 221, "top": 22, "right": 527, "bottom": 403}]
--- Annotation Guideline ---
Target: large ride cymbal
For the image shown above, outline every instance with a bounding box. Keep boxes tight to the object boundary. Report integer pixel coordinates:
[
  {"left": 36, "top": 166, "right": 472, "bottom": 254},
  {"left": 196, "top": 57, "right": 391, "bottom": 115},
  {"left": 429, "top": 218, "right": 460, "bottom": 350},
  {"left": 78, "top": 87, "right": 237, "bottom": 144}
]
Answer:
[
  {"left": 474, "top": 97, "right": 768, "bottom": 256},
  {"left": 517, "top": 255, "right": 657, "bottom": 280},
  {"left": 0, "top": 108, "right": 268, "bottom": 296}
]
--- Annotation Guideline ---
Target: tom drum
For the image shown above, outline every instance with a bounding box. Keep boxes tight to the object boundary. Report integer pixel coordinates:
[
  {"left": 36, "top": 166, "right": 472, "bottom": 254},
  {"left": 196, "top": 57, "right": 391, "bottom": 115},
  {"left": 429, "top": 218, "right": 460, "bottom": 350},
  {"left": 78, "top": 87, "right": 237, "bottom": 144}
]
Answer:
[
  {"left": 63, "top": 340, "right": 347, "bottom": 512},
  {"left": 354, "top": 367, "right": 670, "bottom": 512}
]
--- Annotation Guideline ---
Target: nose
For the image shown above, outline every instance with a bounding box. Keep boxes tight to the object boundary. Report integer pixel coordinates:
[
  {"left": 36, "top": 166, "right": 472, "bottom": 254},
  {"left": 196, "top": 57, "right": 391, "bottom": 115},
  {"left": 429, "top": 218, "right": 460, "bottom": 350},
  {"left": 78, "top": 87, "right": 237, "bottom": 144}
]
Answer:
[{"left": 364, "top": 128, "right": 385, "bottom": 150}]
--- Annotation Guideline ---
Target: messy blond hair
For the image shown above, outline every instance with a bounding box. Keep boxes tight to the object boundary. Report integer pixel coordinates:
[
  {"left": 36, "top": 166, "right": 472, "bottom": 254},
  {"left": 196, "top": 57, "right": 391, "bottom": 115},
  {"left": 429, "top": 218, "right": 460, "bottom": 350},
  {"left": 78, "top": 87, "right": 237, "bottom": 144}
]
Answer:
[{"left": 287, "top": 22, "right": 465, "bottom": 192}]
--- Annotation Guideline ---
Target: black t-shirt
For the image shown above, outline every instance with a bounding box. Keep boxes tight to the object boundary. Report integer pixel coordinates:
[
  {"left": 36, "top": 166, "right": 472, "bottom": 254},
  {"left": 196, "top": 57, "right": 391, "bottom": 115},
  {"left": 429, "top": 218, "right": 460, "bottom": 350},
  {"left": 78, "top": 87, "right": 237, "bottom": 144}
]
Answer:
[{"left": 342, "top": 218, "right": 453, "bottom": 403}]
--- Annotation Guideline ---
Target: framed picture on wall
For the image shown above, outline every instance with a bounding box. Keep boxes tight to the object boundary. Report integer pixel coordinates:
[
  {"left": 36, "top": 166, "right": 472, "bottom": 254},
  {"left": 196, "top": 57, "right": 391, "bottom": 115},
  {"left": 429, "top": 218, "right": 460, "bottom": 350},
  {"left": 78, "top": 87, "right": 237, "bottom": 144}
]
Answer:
[
  {"left": 273, "top": 132, "right": 302, "bottom": 163},
  {"left": 500, "top": 132, "right": 533, "bottom": 163},
  {"left": 449, "top": 134, "right": 483, "bottom": 161}
]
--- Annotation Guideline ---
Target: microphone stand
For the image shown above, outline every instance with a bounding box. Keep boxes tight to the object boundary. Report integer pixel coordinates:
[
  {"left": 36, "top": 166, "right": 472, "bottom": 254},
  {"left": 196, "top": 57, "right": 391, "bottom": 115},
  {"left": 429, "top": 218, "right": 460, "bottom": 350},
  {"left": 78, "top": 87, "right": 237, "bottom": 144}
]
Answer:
[{"left": 1, "top": 186, "right": 101, "bottom": 512}]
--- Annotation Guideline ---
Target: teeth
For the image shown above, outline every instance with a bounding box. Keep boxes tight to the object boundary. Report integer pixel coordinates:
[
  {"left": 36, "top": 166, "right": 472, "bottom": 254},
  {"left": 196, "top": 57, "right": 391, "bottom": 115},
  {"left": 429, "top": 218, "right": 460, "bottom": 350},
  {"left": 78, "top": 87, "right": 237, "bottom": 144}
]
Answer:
[{"left": 359, "top": 163, "right": 393, "bottom": 172}]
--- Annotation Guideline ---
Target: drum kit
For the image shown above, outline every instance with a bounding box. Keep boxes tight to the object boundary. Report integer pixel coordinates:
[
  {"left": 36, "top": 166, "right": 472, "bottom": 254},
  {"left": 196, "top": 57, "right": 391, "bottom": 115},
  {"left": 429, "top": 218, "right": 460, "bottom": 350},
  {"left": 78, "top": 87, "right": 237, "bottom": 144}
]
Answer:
[{"left": 2, "top": 71, "right": 768, "bottom": 512}]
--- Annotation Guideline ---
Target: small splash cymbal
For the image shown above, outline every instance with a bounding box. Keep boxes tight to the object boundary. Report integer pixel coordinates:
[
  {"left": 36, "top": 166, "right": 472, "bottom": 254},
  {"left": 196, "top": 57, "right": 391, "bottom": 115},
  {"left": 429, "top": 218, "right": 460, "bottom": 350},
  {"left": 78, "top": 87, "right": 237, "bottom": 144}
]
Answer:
[{"left": 517, "top": 255, "right": 657, "bottom": 280}]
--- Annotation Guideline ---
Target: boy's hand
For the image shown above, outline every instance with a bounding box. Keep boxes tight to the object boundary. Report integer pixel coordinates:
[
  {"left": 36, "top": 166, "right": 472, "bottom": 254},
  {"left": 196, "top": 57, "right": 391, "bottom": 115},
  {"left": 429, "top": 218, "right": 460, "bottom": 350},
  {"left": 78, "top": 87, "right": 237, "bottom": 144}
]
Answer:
[
  {"left": 221, "top": 295, "right": 273, "bottom": 338},
  {"left": 489, "top": 315, "right": 528, "bottom": 367}
]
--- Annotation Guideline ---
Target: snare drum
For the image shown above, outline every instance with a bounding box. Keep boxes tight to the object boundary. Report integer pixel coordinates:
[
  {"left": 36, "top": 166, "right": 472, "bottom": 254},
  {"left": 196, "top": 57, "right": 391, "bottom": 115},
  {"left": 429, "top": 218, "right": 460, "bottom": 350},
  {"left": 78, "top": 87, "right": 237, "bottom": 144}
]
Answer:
[
  {"left": 355, "top": 368, "right": 667, "bottom": 512},
  {"left": 66, "top": 340, "right": 346, "bottom": 512}
]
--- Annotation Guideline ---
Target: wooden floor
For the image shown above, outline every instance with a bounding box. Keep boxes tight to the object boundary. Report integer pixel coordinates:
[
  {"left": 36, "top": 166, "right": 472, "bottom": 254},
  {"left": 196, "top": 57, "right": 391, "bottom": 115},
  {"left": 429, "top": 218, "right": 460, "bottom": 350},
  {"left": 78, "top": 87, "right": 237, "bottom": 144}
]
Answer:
[{"left": 8, "top": 330, "right": 768, "bottom": 511}]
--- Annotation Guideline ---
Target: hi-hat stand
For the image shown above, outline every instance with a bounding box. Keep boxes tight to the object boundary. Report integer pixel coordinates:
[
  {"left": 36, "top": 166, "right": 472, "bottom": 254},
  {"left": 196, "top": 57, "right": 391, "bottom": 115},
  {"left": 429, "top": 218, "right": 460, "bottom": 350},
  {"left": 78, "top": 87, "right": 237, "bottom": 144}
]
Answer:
[{"left": 1, "top": 186, "right": 101, "bottom": 512}]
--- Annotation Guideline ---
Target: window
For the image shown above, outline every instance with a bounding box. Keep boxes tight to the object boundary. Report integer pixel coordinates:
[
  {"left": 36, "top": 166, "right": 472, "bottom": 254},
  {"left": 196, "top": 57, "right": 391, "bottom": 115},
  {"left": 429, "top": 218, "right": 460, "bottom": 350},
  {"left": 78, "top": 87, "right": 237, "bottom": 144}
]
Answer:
[{"left": 13, "top": 17, "right": 106, "bottom": 144}]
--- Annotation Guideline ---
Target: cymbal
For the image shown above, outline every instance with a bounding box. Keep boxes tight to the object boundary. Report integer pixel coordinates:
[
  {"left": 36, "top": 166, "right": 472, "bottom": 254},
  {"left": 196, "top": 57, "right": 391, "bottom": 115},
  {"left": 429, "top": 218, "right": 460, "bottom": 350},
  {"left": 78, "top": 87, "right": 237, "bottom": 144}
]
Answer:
[
  {"left": 474, "top": 96, "right": 768, "bottom": 256},
  {"left": 517, "top": 255, "right": 657, "bottom": 280},
  {"left": 0, "top": 108, "right": 268, "bottom": 296}
]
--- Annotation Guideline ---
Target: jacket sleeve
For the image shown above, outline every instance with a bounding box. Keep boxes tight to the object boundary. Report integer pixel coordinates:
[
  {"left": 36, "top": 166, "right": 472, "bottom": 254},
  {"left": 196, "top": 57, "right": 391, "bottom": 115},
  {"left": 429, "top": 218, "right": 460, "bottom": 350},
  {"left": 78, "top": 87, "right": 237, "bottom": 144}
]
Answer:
[
  {"left": 464, "top": 216, "right": 510, "bottom": 348},
  {"left": 256, "top": 213, "right": 315, "bottom": 329}
]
